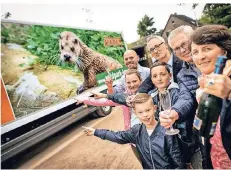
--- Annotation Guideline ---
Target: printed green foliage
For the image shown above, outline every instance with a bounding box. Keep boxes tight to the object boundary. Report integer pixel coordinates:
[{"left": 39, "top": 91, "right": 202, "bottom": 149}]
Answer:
[{"left": 1, "top": 22, "right": 126, "bottom": 70}]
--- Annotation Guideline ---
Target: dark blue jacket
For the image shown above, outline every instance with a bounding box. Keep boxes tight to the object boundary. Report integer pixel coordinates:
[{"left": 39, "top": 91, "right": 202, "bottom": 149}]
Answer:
[
  {"left": 221, "top": 94, "right": 231, "bottom": 159},
  {"left": 148, "top": 82, "right": 179, "bottom": 120},
  {"left": 171, "top": 62, "right": 200, "bottom": 123},
  {"left": 137, "top": 54, "right": 183, "bottom": 93},
  {"left": 148, "top": 82, "right": 193, "bottom": 163},
  {"left": 170, "top": 63, "right": 201, "bottom": 155},
  {"left": 94, "top": 123, "right": 185, "bottom": 169}
]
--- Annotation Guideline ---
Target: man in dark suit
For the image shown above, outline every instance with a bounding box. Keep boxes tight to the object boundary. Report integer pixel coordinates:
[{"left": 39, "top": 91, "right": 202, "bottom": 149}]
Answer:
[{"left": 138, "top": 35, "right": 183, "bottom": 93}]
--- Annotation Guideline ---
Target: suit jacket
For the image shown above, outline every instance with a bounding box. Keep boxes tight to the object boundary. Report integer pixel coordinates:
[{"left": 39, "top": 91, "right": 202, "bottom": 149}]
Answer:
[{"left": 137, "top": 54, "right": 183, "bottom": 93}]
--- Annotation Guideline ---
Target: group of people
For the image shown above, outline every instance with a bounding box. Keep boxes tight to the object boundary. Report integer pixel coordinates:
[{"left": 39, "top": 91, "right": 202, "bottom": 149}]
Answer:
[{"left": 78, "top": 24, "right": 231, "bottom": 169}]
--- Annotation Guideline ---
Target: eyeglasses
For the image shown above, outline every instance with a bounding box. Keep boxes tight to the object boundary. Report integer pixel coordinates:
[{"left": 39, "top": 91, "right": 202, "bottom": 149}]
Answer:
[
  {"left": 149, "top": 42, "right": 164, "bottom": 53},
  {"left": 173, "top": 41, "right": 189, "bottom": 54}
]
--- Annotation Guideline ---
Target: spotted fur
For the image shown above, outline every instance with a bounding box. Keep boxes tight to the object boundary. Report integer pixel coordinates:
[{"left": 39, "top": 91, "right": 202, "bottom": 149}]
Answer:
[{"left": 59, "top": 31, "right": 122, "bottom": 94}]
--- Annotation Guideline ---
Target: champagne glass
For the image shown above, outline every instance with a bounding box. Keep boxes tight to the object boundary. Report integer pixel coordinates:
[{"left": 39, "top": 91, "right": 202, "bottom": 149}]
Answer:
[{"left": 159, "top": 90, "right": 179, "bottom": 135}]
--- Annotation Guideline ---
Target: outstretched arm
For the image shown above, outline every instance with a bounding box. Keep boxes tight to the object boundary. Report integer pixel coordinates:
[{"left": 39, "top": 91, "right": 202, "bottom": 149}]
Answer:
[
  {"left": 82, "top": 126, "right": 137, "bottom": 144},
  {"left": 107, "top": 93, "right": 129, "bottom": 106},
  {"left": 76, "top": 96, "right": 119, "bottom": 107},
  {"left": 171, "top": 77, "right": 197, "bottom": 123},
  {"left": 137, "top": 75, "right": 155, "bottom": 93}
]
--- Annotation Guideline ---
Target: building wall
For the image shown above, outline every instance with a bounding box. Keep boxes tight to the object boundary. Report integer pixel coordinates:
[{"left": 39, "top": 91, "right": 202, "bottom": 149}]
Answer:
[{"left": 162, "top": 16, "right": 197, "bottom": 43}]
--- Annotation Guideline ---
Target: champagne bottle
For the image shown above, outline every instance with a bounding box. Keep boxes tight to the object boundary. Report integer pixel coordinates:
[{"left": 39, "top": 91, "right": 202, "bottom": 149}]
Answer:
[{"left": 194, "top": 56, "right": 227, "bottom": 137}]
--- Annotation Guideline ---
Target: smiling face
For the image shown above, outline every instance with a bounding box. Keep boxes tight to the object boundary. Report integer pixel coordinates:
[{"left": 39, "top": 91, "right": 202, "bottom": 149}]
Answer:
[
  {"left": 123, "top": 50, "right": 139, "bottom": 69},
  {"left": 134, "top": 98, "right": 157, "bottom": 128},
  {"left": 147, "top": 38, "right": 169, "bottom": 62},
  {"left": 191, "top": 43, "right": 224, "bottom": 75},
  {"left": 151, "top": 65, "right": 171, "bottom": 90},
  {"left": 125, "top": 73, "right": 142, "bottom": 94},
  {"left": 170, "top": 32, "right": 192, "bottom": 63}
]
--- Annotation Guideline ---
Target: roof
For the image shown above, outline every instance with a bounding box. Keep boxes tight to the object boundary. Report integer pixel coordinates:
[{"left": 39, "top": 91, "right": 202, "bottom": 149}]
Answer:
[
  {"left": 174, "top": 14, "right": 196, "bottom": 25},
  {"left": 161, "top": 14, "right": 196, "bottom": 36}
]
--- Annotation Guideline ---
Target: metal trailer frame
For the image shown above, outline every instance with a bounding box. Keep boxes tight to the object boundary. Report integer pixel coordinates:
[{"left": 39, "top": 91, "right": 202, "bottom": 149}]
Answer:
[{"left": 1, "top": 19, "right": 126, "bottom": 162}]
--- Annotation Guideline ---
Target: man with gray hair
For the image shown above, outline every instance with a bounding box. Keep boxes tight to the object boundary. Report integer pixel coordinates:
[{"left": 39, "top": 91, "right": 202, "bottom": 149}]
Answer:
[
  {"left": 138, "top": 35, "right": 183, "bottom": 93},
  {"left": 159, "top": 25, "right": 205, "bottom": 169}
]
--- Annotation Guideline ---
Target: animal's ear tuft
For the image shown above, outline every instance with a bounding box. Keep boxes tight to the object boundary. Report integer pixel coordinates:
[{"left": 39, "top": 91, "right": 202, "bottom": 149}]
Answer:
[{"left": 74, "top": 39, "right": 78, "bottom": 44}]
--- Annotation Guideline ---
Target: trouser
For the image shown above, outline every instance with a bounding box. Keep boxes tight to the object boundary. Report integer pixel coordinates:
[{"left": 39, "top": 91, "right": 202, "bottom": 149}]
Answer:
[
  {"left": 191, "top": 147, "right": 203, "bottom": 169},
  {"left": 178, "top": 129, "right": 203, "bottom": 169}
]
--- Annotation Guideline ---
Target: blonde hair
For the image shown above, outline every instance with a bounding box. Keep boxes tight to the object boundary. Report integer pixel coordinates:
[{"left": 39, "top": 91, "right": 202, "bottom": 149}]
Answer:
[
  {"left": 132, "top": 93, "right": 153, "bottom": 108},
  {"left": 125, "top": 69, "right": 142, "bottom": 81}
]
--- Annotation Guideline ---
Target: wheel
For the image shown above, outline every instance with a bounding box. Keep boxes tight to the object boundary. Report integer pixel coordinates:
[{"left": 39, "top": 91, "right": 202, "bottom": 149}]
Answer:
[
  {"left": 90, "top": 111, "right": 101, "bottom": 118},
  {"left": 91, "top": 106, "right": 112, "bottom": 117}
]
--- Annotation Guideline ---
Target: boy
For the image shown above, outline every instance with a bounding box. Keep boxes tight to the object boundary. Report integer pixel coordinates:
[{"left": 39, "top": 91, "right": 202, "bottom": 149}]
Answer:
[{"left": 82, "top": 93, "right": 185, "bottom": 169}]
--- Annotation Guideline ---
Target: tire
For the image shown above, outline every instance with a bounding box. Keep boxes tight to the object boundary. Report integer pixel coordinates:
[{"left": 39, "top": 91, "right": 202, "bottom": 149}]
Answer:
[
  {"left": 93, "top": 106, "right": 112, "bottom": 117},
  {"left": 90, "top": 111, "right": 101, "bottom": 118}
]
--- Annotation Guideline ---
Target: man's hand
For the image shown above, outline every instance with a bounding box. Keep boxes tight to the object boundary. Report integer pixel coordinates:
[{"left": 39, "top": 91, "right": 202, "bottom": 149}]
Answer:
[
  {"left": 91, "top": 91, "right": 107, "bottom": 99},
  {"left": 82, "top": 126, "right": 95, "bottom": 136},
  {"left": 159, "top": 110, "right": 179, "bottom": 128}
]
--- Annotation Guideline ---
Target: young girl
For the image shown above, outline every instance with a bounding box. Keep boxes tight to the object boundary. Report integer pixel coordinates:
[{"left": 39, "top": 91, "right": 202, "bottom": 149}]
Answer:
[{"left": 76, "top": 69, "right": 143, "bottom": 130}]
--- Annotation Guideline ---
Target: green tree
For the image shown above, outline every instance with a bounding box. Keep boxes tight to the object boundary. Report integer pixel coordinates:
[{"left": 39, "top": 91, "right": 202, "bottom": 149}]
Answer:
[
  {"left": 137, "top": 14, "right": 157, "bottom": 38},
  {"left": 155, "top": 29, "right": 164, "bottom": 36},
  {"left": 199, "top": 4, "right": 231, "bottom": 28}
]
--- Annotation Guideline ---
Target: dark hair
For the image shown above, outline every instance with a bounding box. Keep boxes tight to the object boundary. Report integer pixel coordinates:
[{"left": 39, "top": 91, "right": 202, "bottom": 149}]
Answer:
[
  {"left": 192, "top": 25, "right": 231, "bottom": 59},
  {"left": 125, "top": 69, "right": 142, "bottom": 81},
  {"left": 150, "top": 61, "right": 171, "bottom": 74}
]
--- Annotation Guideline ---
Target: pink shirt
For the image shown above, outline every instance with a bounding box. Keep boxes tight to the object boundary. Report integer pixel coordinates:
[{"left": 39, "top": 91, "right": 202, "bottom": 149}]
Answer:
[{"left": 210, "top": 117, "right": 231, "bottom": 169}]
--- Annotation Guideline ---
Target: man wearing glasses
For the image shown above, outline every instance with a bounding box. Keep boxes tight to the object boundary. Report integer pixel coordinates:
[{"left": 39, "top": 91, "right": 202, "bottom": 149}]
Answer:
[
  {"left": 159, "top": 25, "right": 203, "bottom": 169},
  {"left": 138, "top": 35, "right": 183, "bottom": 93}
]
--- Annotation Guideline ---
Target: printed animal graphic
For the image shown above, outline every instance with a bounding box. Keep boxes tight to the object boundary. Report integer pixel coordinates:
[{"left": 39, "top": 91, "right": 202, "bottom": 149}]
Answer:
[{"left": 59, "top": 31, "right": 122, "bottom": 94}]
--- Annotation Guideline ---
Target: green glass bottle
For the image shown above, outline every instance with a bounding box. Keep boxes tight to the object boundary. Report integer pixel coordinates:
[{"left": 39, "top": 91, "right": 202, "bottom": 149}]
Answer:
[{"left": 194, "top": 56, "right": 227, "bottom": 137}]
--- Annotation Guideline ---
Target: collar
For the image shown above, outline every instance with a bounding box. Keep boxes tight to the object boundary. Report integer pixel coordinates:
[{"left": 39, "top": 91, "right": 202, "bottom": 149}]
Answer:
[
  {"left": 149, "top": 82, "right": 179, "bottom": 98},
  {"left": 182, "top": 62, "right": 202, "bottom": 76},
  {"left": 151, "top": 53, "right": 173, "bottom": 66},
  {"left": 137, "top": 64, "right": 143, "bottom": 73},
  {"left": 151, "top": 57, "right": 156, "bottom": 63},
  {"left": 183, "top": 61, "right": 195, "bottom": 68},
  {"left": 167, "top": 53, "right": 173, "bottom": 67}
]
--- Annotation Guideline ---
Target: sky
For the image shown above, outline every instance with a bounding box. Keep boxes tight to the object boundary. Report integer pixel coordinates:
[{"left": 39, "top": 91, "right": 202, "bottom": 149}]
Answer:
[{"left": 1, "top": 3, "right": 205, "bottom": 43}]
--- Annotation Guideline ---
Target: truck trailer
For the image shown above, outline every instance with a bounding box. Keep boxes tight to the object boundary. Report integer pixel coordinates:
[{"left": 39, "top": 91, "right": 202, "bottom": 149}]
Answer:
[{"left": 1, "top": 19, "right": 127, "bottom": 162}]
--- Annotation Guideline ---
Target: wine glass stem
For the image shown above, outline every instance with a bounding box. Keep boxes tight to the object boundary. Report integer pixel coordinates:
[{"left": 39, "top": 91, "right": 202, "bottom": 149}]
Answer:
[{"left": 169, "top": 126, "right": 174, "bottom": 131}]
